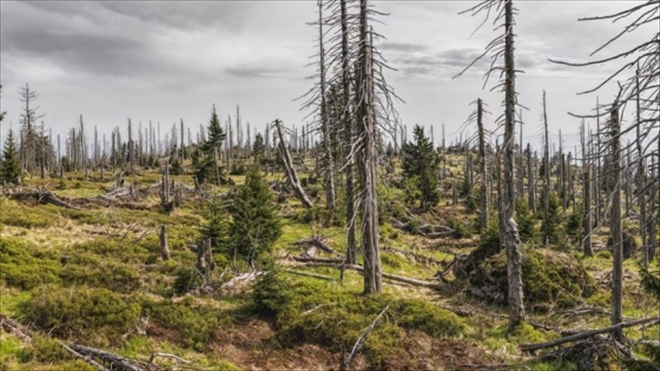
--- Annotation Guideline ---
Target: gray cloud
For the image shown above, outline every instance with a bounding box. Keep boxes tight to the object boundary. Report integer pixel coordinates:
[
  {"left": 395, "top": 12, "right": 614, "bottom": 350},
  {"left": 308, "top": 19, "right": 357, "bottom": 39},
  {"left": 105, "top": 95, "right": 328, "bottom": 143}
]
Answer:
[
  {"left": 379, "top": 42, "right": 428, "bottom": 53},
  {"left": 226, "top": 65, "right": 294, "bottom": 79}
]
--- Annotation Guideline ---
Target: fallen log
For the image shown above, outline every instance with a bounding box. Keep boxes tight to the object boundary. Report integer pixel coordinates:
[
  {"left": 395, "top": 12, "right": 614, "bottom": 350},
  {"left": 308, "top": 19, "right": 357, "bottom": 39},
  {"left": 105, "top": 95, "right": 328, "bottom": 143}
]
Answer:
[
  {"left": 342, "top": 302, "right": 392, "bottom": 371},
  {"left": 282, "top": 269, "right": 334, "bottom": 281},
  {"left": 299, "top": 262, "right": 442, "bottom": 289},
  {"left": 292, "top": 236, "right": 336, "bottom": 254},
  {"left": 293, "top": 256, "right": 345, "bottom": 264},
  {"left": 381, "top": 246, "right": 445, "bottom": 266},
  {"left": 70, "top": 344, "right": 143, "bottom": 371},
  {"left": 59, "top": 342, "right": 109, "bottom": 371},
  {"left": 5, "top": 189, "right": 80, "bottom": 210},
  {"left": 520, "top": 316, "right": 660, "bottom": 353}
]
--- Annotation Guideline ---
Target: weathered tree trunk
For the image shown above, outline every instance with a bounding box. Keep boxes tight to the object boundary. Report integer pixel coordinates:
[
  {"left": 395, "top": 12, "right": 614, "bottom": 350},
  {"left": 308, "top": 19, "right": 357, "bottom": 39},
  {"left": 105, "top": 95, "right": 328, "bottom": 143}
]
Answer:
[
  {"left": 503, "top": 0, "right": 525, "bottom": 329},
  {"left": 274, "top": 119, "right": 314, "bottom": 208},
  {"left": 341, "top": 0, "right": 357, "bottom": 265},
  {"left": 318, "top": 0, "right": 336, "bottom": 210},
  {"left": 595, "top": 97, "right": 602, "bottom": 226},
  {"left": 609, "top": 104, "right": 623, "bottom": 342},
  {"left": 357, "top": 0, "right": 382, "bottom": 295},
  {"left": 581, "top": 120, "right": 593, "bottom": 256},
  {"left": 161, "top": 162, "right": 170, "bottom": 209},
  {"left": 477, "top": 98, "right": 489, "bottom": 230},
  {"left": 160, "top": 224, "right": 170, "bottom": 261},
  {"left": 527, "top": 145, "right": 536, "bottom": 213},
  {"left": 542, "top": 90, "right": 551, "bottom": 246},
  {"left": 196, "top": 239, "right": 215, "bottom": 287}
]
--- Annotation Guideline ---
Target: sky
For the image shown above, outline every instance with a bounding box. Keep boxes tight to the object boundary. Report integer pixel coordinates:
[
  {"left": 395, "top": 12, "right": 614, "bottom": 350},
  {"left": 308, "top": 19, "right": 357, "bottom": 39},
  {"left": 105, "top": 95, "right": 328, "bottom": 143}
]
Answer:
[{"left": 0, "top": 0, "right": 653, "bottom": 153}]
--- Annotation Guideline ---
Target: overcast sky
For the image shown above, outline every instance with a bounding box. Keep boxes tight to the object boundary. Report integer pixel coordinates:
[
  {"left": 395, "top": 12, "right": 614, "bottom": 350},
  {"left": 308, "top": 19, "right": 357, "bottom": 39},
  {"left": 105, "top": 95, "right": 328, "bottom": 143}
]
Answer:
[{"left": 0, "top": 1, "right": 652, "bottom": 152}]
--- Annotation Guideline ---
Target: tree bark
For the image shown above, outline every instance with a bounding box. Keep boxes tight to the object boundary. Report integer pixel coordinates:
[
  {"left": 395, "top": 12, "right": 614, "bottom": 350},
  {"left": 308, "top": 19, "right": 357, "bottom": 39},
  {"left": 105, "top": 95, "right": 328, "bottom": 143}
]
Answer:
[
  {"left": 477, "top": 98, "right": 489, "bottom": 230},
  {"left": 581, "top": 121, "right": 593, "bottom": 256},
  {"left": 274, "top": 119, "right": 314, "bottom": 208},
  {"left": 318, "top": 0, "right": 336, "bottom": 211},
  {"left": 160, "top": 224, "right": 170, "bottom": 261},
  {"left": 542, "top": 90, "right": 551, "bottom": 246},
  {"left": 503, "top": 0, "right": 525, "bottom": 329},
  {"left": 341, "top": 0, "right": 357, "bottom": 265},
  {"left": 609, "top": 104, "right": 623, "bottom": 342},
  {"left": 357, "top": 0, "right": 382, "bottom": 295}
]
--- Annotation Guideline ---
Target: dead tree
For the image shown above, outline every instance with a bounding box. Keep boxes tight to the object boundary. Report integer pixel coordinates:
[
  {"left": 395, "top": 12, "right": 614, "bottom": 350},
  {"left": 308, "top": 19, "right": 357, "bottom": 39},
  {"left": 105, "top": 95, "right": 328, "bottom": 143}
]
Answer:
[
  {"left": 581, "top": 120, "right": 594, "bottom": 256},
  {"left": 299, "top": 0, "right": 336, "bottom": 210},
  {"left": 160, "top": 224, "right": 170, "bottom": 261},
  {"left": 542, "top": 91, "right": 551, "bottom": 246},
  {"left": 609, "top": 104, "right": 623, "bottom": 341},
  {"left": 160, "top": 162, "right": 171, "bottom": 210},
  {"left": 356, "top": 0, "right": 382, "bottom": 294},
  {"left": 274, "top": 119, "right": 314, "bottom": 208},
  {"left": 456, "top": 0, "right": 525, "bottom": 328},
  {"left": 340, "top": 0, "right": 357, "bottom": 264},
  {"left": 196, "top": 239, "right": 215, "bottom": 288},
  {"left": 527, "top": 144, "right": 536, "bottom": 213}
]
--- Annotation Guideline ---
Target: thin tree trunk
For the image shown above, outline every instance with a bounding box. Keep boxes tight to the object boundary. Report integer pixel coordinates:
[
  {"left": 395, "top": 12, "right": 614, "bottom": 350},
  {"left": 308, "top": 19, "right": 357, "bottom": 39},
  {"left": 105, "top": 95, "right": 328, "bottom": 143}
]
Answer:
[
  {"left": 610, "top": 104, "right": 623, "bottom": 342},
  {"left": 543, "top": 90, "right": 551, "bottom": 246},
  {"left": 318, "top": 0, "right": 336, "bottom": 210},
  {"left": 581, "top": 120, "right": 593, "bottom": 256},
  {"left": 527, "top": 145, "right": 536, "bottom": 213},
  {"left": 341, "top": 0, "right": 357, "bottom": 265},
  {"left": 477, "top": 98, "right": 489, "bottom": 230}
]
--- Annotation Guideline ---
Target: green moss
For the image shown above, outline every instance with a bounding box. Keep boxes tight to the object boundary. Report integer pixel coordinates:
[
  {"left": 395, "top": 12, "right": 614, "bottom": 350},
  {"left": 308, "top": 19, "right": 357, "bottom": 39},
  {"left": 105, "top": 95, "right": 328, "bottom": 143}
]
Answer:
[
  {"left": 59, "top": 260, "right": 141, "bottom": 293},
  {"left": 0, "top": 201, "right": 61, "bottom": 229}
]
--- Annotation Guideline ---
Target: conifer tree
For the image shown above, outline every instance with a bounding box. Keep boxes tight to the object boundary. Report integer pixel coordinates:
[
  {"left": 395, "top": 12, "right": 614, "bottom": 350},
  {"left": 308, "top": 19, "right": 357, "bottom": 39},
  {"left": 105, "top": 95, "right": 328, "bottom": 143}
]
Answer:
[
  {"left": 195, "top": 105, "right": 227, "bottom": 185},
  {"left": 252, "top": 133, "right": 266, "bottom": 162},
  {"left": 228, "top": 166, "right": 281, "bottom": 267},
  {"left": 402, "top": 125, "right": 440, "bottom": 210},
  {"left": 1, "top": 130, "right": 21, "bottom": 184}
]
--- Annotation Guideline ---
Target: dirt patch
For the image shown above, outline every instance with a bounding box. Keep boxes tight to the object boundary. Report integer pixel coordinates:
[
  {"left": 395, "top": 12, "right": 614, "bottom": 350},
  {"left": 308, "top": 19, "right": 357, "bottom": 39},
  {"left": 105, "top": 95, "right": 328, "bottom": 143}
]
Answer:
[
  {"left": 210, "top": 320, "right": 494, "bottom": 371},
  {"left": 383, "top": 331, "right": 495, "bottom": 370}
]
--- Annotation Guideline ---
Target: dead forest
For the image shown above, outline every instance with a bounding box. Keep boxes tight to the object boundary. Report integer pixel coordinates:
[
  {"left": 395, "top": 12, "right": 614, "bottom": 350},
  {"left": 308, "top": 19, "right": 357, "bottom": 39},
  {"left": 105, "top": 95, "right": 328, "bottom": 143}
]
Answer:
[{"left": 0, "top": 1, "right": 659, "bottom": 370}]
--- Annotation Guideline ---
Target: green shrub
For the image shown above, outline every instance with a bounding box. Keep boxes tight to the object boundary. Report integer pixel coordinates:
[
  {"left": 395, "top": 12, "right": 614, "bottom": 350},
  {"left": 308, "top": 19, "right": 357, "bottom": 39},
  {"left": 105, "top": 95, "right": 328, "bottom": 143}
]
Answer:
[
  {"left": 0, "top": 203, "right": 57, "bottom": 229},
  {"left": 143, "top": 297, "right": 231, "bottom": 351},
  {"left": 0, "top": 237, "right": 61, "bottom": 289},
  {"left": 59, "top": 260, "right": 141, "bottom": 293},
  {"left": 447, "top": 217, "right": 473, "bottom": 239},
  {"left": 20, "top": 335, "right": 70, "bottom": 363},
  {"left": 20, "top": 285, "right": 141, "bottom": 346},
  {"left": 172, "top": 266, "right": 203, "bottom": 296}
]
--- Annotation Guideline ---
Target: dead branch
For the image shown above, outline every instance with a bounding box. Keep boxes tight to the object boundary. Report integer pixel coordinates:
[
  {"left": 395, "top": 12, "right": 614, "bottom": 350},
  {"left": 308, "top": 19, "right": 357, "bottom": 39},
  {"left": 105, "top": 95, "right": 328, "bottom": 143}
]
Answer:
[
  {"left": 342, "top": 302, "right": 392, "bottom": 371},
  {"left": 299, "top": 262, "right": 442, "bottom": 289},
  {"left": 4, "top": 189, "right": 80, "bottom": 210},
  {"left": 69, "top": 344, "right": 142, "bottom": 371},
  {"left": 282, "top": 268, "right": 335, "bottom": 281},
  {"left": 273, "top": 119, "right": 314, "bottom": 208},
  {"left": 520, "top": 316, "right": 660, "bottom": 353}
]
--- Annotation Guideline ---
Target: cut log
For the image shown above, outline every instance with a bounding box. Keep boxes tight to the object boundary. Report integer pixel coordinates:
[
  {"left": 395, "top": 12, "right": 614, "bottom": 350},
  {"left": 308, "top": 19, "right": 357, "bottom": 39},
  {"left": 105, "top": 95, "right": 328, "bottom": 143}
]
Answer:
[
  {"left": 292, "top": 236, "right": 336, "bottom": 254},
  {"left": 520, "top": 316, "right": 660, "bottom": 353}
]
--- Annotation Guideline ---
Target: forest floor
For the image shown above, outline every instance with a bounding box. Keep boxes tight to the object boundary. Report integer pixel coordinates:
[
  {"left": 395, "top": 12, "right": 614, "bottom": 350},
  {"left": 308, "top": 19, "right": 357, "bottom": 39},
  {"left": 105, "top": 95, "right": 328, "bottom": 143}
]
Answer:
[{"left": 0, "top": 155, "right": 658, "bottom": 371}]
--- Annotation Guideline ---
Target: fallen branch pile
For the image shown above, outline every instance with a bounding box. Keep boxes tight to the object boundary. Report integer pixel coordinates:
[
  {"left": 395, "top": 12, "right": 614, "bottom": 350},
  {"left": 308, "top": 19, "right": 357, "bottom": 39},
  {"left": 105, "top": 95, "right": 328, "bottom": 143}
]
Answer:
[{"left": 520, "top": 316, "right": 660, "bottom": 353}]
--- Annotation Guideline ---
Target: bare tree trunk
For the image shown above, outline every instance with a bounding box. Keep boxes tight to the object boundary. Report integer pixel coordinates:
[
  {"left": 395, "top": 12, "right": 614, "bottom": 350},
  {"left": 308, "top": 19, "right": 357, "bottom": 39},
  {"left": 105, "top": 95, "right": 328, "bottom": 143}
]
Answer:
[
  {"left": 357, "top": 0, "right": 382, "bottom": 295},
  {"left": 503, "top": 0, "right": 525, "bottom": 328},
  {"left": 160, "top": 224, "right": 170, "bottom": 261},
  {"left": 581, "top": 120, "right": 593, "bottom": 256},
  {"left": 196, "top": 239, "right": 215, "bottom": 287},
  {"left": 341, "top": 0, "right": 357, "bottom": 265},
  {"left": 610, "top": 104, "right": 623, "bottom": 342},
  {"left": 527, "top": 145, "right": 536, "bottom": 213},
  {"left": 477, "top": 98, "right": 489, "bottom": 230},
  {"left": 318, "top": 0, "right": 336, "bottom": 210},
  {"left": 161, "top": 162, "right": 170, "bottom": 208},
  {"left": 274, "top": 120, "right": 314, "bottom": 208},
  {"left": 543, "top": 90, "right": 551, "bottom": 246},
  {"left": 595, "top": 97, "right": 602, "bottom": 226}
]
